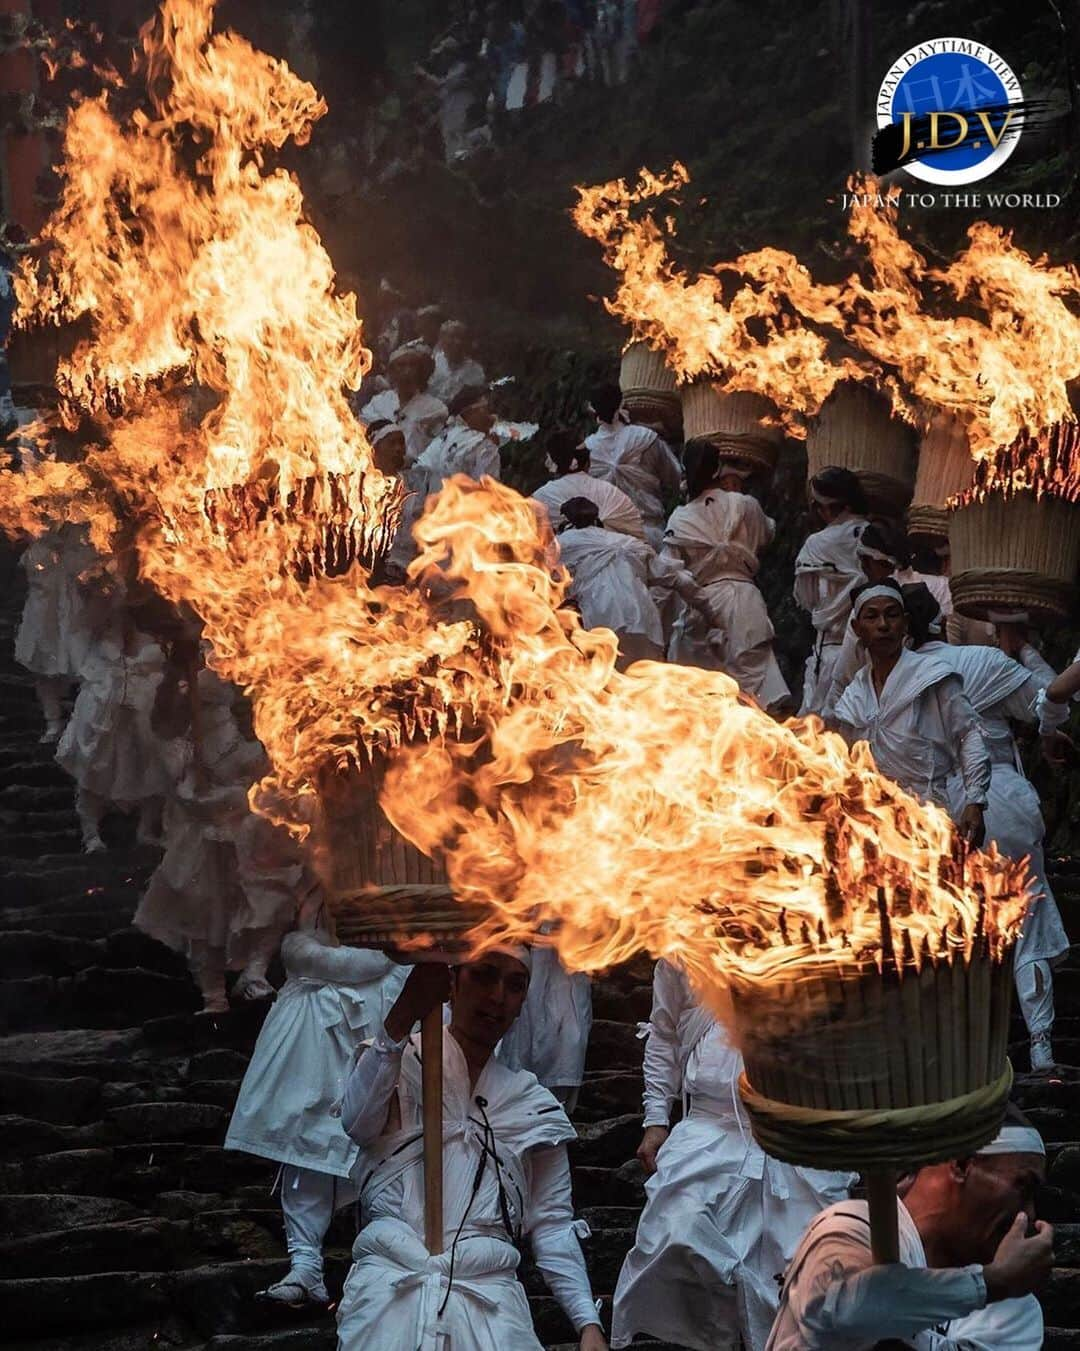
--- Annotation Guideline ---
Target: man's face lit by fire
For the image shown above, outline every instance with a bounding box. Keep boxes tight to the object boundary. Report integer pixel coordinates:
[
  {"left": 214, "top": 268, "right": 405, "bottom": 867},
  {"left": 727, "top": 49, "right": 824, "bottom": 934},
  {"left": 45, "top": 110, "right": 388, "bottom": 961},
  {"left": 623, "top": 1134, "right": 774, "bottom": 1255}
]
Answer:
[{"left": 852, "top": 596, "right": 906, "bottom": 659}]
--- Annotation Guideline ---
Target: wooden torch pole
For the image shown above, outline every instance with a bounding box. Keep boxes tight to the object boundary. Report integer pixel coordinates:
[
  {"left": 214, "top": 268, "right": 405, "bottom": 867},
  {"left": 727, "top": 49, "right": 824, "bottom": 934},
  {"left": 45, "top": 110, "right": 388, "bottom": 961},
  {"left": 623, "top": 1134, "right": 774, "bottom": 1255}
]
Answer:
[
  {"left": 866, "top": 1166, "right": 900, "bottom": 1264},
  {"left": 421, "top": 1003, "right": 444, "bottom": 1254}
]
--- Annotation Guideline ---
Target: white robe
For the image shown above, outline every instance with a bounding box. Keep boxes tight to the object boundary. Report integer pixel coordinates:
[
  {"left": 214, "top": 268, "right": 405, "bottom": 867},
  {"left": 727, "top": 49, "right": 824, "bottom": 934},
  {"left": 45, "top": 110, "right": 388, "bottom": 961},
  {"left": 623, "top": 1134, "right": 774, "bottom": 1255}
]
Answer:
[
  {"left": 359, "top": 388, "right": 449, "bottom": 465},
  {"left": 833, "top": 648, "right": 991, "bottom": 814},
  {"left": 613, "top": 960, "right": 853, "bottom": 1351},
  {"left": 56, "top": 634, "right": 171, "bottom": 805},
  {"left": 766, "top": 1197, "right": 1042, "bottom": 1349},
  {"left": 428, "top": 349, "right": 486, "bottom": 405},
  {"left": 225, "top": 932, "right": 406, "bottom": 1177},
  {"left": 585, "top": 419, "right": 682, "bottom": 548},
  {"left": 410, "top": 419, "right": 500, "bottom": 496},
  {"left": 497, "top": 946, "right": 592, "bottom": 1092},
  {"left": 920, "top": 642, "right": 1068, "bottom": 970},
  {"left": 15, "top": 525, "right": 103, "bottom": 679},
  {"left": 662, "top": 490, "right": 790, "bottom": 709},
  {"left": 531, "top": 471, "right": 646, "bottom": 540},
  {"left": 337, "top": 1026, "right": 598, "bottom": 1349},
  {"left": 556, "top": 524, "right": 669, "bottom": 656},
  {"left": 135, "top": 686, "right": 295, "bottom": 969},
  {"left": 793, "top": 515, "right": 868, "bottom": 715}
]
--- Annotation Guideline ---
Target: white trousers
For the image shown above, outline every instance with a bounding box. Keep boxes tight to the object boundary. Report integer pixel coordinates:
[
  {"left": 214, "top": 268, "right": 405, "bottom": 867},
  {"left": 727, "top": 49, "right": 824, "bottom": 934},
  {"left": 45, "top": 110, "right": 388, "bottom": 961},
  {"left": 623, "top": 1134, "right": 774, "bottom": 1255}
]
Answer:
[
  {"left": 281, "top": 1164, "right": 356, "bottom": 1284},
  {"left": 1015, "top": 959, "right": 1054, "bottom": 1037}
]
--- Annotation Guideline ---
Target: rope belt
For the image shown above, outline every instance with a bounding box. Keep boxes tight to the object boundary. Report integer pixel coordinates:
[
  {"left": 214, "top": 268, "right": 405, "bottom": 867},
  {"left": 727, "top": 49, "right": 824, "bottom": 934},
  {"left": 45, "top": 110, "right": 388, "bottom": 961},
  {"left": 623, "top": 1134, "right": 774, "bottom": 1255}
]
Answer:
[{"left": 737, "top": 1061, "right": 1013, "bottom": 1170}]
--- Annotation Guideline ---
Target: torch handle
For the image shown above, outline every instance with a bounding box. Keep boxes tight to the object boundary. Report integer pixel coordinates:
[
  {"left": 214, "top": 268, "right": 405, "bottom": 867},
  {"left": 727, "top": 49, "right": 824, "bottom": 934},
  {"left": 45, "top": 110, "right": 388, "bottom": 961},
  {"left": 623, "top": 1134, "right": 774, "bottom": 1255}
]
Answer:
[
  {"left": 866, "top": 1167, "right": 900, "bottom": 1264},
  {"left": 421, "top": 1004, "right": 444, "bottom": 1254}
]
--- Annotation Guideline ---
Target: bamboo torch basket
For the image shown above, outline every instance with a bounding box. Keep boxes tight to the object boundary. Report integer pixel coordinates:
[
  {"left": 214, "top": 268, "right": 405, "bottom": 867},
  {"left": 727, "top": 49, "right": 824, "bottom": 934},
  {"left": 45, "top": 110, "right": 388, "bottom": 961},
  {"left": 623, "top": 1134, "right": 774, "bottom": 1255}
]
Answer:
[
  {"left": 908, "top": 411, "right": 975, "bottom": 544},
  {"left": 620, "top": 341, "right": 683, "bottom": 442},
  {"left": 950, "top": 490, "right": 1080, "bottom": 624},
  {"left": 313, "top": 757, "right": 489, "bottom": 1257},
  {"left": 680, "top": 381, "right": 784, "bottom": 479},
  {"left": 806, "top": 382, "right": 917, "bottom": 519},
  {"left": 733, "top": 925, "right": 1015, "bottom": 1264}
]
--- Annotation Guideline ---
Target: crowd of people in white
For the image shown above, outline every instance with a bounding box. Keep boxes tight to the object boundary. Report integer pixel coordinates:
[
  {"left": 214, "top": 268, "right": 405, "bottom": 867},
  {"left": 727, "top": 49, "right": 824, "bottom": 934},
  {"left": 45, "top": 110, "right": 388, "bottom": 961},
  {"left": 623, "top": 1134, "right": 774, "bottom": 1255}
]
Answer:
[{"left": 12, "top": 325, "right": 1080, "bottom": 1348}]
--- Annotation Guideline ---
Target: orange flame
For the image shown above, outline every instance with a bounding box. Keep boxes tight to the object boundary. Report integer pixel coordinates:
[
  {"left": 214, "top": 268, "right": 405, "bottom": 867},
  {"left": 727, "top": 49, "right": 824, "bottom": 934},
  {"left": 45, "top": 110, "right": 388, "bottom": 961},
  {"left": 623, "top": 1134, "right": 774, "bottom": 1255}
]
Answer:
[
  {"left": 573, "top": 166, "right": 1080, "bottom": 464},
  {"left": 1, "top": 1, "right": 1028, "bottom": 1011}
]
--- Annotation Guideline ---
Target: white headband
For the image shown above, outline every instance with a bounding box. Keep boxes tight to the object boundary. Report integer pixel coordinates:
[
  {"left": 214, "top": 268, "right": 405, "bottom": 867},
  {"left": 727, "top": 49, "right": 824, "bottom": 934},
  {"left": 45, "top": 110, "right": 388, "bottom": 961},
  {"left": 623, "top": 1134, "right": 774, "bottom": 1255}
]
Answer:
[
  {"left": 487, "top": 943, "right": 532, "bottom": 975},
  {"left": 986, "top": 609, "right": 1030, "bottom": 624},
  {"left": 977, "top": 1124, "right": 1045, "bottom": 1157},
  {"left": 851, "top": 585, "right": 904, "bottom": 620},
  {"left": 370, "top": 422, "right": 404, "bottom": 447}
]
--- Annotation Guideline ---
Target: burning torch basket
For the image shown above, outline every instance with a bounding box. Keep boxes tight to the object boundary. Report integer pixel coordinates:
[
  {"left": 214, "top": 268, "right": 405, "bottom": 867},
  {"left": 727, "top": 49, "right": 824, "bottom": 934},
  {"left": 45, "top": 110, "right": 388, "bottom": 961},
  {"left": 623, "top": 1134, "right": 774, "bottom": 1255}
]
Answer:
[
  {"left": 733, "top": 943, "right": 1014, "bottom": 1261},
  {"left": 313, "top": 758, "right": 490, "bottom": 1258},
  {"left": 908, "top": 412, "right": 975, "bottom": 543},
  {"left": 620, "top": 341, "right": 682, "bottom": 442},
  {"left": 950, "top": 491, "right": 1080, "bottom": 624},
  {"left": 807, "top": 382, "right": 917, "bottom": 519},
  {"left": 680, "top": 381, "right": 783, "bottom": 477}
]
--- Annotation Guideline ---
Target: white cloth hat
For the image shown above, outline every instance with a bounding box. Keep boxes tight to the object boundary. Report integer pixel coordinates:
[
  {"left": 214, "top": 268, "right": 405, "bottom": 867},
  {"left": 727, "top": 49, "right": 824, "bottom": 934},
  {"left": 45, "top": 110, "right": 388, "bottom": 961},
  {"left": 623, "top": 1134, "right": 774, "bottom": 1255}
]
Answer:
[{"left": 977, "top": 1124, "right": 1045, "bottom": 1157}]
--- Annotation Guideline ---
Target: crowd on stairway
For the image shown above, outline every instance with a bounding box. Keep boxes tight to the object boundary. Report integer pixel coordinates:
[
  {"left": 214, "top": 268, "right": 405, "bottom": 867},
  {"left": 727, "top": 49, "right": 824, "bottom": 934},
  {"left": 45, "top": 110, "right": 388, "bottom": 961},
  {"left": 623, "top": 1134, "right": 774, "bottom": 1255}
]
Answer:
[{"left": 7, "top": 310, "right": 1080, "bottom": 1349}]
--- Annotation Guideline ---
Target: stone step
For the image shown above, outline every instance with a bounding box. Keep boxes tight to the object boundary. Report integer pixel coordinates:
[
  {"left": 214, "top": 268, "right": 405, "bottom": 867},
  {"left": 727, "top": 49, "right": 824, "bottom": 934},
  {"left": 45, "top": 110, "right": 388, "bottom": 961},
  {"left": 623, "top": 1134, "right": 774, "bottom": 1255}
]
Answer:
[
  {"left": 0, "top": 1193, "right": 139, "bottom": 1239},
  {"left": 0, "top": 1141, "right": 277, "bottom": 1202},
  {"left": 205, "top": 1332, "right": 335, "bottom": 1351},
  {"left": 0, "top": 1027, "right": 148, "bottom": 1080},
  {"left": 1, "top": 1270, "right": 172, "bottom": 1338},
  {"left": 1044, "top": 1267, "right": 1080, "bottom": 1328},
  {"left": 585, "top": 1019, "right": 641, "bottom": 1072},
  {"left": 0, "top": 929, "right": 104, "bottom": 979}
]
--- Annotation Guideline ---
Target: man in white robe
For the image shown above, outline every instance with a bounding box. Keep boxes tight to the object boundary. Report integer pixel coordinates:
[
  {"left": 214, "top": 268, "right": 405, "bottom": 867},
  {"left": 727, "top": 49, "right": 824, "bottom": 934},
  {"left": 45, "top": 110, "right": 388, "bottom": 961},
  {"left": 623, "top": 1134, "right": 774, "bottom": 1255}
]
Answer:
[
  {"left": 820, "top": 521, "right": 952, "bottom": 721},
  {"left": 360, "top": 342, "right": 448, "bottom": 465},
  {"left": 225, "top": 892, "right": 406, "bottom": 1307},
  {"left": 585, "top": 382, "right": 682, "bottom": 548},
  {"left": 903, "top": 585, "right": 1069, "bottom": 1072},
  {"left": 556, "top": 496, "right": 721, "bottom": 669},
  {"left": 661, "top": 446, "right": 790, "bottom": 710},
  {"left": 612, "top": 959, "right": 853, "bottom": 1351},
  {"left": 531, "top": 430, "right": 645, "bottom": 540},
  {"left": 497, "top": 938, "right": 592, "bottom": 1112},
  {"left": 336, "top": 950, "right": 607, "bottom": 1351},
  {"left": 410, "top": 385, "right": 501, "bottom": 497},
  {"left": 767, "top": 1118, "right": 1052, "bottom": 1349},
  {"left": 428, "top": 319, "right": 486, "bottom": 404},
  {"left": 16, "top": 522, "right": 107, "bottom": 742},
  {"left": 833, "top": 582, "right": 989, "bottom": 843},
  {"left": 793, "top": 468, "right": 870, "bottom": 716}
]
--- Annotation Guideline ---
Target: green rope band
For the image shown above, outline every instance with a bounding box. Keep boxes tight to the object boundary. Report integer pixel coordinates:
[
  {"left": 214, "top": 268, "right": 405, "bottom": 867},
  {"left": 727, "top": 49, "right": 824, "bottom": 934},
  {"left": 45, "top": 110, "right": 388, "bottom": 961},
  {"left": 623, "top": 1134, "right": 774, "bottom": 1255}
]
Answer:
[{"left": 738, "top": 1062, "right": 1014, "bottom": 1171}]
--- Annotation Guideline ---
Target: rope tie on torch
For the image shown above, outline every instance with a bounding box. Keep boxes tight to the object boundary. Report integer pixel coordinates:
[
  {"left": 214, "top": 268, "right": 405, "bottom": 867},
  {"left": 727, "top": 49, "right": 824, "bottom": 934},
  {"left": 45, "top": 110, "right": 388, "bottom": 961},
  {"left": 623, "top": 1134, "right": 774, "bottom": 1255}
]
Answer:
[{"left": 738, "top": 1061, "right": 1013, "bottom": 1171}]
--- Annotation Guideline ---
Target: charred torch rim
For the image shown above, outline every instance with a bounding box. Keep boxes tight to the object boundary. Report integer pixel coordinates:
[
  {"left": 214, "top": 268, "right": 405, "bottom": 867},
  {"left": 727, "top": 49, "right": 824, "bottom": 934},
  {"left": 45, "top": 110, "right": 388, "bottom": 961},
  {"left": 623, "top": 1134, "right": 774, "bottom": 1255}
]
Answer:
[{"left": 737, "top": 1061, "right": 1013, "bottom": 1170}]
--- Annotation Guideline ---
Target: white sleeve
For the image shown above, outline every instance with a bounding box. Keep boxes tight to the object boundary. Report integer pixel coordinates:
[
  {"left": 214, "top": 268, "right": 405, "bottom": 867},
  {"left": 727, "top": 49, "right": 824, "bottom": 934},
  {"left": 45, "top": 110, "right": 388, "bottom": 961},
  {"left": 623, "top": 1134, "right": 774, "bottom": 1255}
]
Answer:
[
  {"left": 994, "top": 671, "right": 1044, "bottom": 725},
  {"left": 1037, "top": 687, "right": 1074, "bottom": 734},
  {"left": 936, "top": 677, "right": 991, "bottom": 808},
  {"left": 942, "top": 1294, "right": 1043, "bottom": 1350},
  {"left": 1016, "top": 643, "right": 1056, "bottom": 687},
  {"left": 641, "top": 960, "right": 687, "bottom": 1127},
  {"left": 793, "top": 1230, "right": 986, "bottom": 1343},
  {"left": 339, "top": 1032, "right": 407, "bottom": 1145},
  {"left": 526, "top": 1144, "right": 601, "bottom": 1333},
  {"left": 282, "top": 932, "right": 395, "bottom": 985}
]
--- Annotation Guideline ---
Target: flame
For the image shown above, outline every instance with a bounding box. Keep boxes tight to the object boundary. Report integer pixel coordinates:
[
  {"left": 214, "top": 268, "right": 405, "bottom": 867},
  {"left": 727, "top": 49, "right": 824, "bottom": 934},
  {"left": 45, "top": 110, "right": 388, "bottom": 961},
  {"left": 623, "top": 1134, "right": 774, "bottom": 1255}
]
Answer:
[
  {"left": 952, "top": 421, "right": 1080, "bottom": 507},
  {"left": 1, "top": 0, "right": 1029, "bottom": 1015},
  {"left": 573, "top": 166, "right": 1080, "bottom": 464}
]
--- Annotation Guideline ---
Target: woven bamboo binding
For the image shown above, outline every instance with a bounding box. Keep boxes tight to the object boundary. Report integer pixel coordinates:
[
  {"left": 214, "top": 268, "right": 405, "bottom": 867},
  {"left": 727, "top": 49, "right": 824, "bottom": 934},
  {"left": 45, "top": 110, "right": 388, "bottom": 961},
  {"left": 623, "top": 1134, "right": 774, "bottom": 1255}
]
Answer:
[
  {"left": 620, "top": 341, "right": 677, "bottom": 393},
  {"left": 680, "top": 382, "right": 783, "bottom": 476},
  {"left": 327, "top": 883, "right": 490, "bottom": 955},
  {"left": 311, "top": 758, "right": 449, "bottom": 900},
  {"left": 950, "top": 491, "right": 1080, "bottom": 623},
  {"left": 733, "top": 943, "right": 1014, "bottom": 1171},
  {"left": 908, "top": 411, "right": 974, "bottom": 542},
  {"left": 806, "top": 382, "right": 916, "bottom": 518}
]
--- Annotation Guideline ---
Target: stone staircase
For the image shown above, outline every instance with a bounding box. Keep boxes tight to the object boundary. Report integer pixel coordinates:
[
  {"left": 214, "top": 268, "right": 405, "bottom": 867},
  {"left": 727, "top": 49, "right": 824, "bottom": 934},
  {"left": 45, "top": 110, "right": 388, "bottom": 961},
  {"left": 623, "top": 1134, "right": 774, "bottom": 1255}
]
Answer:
[{"left": 0, "top": 542, "right": 1078, "bottom": 1349}]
